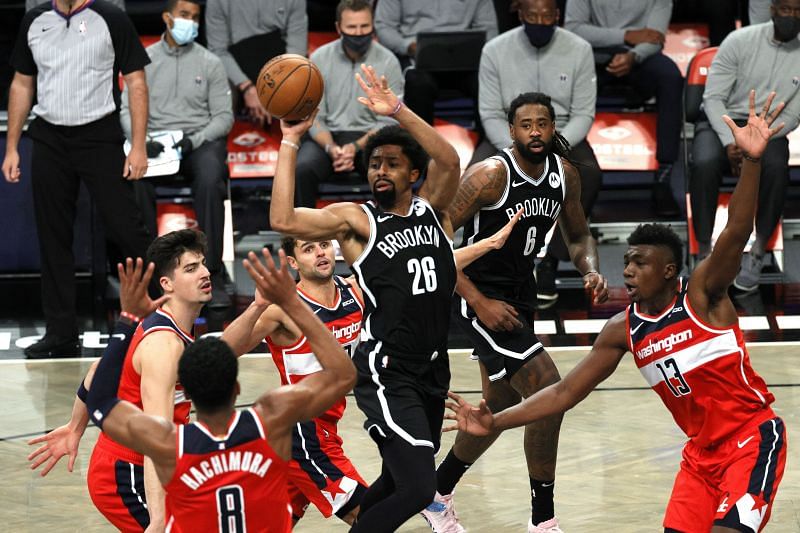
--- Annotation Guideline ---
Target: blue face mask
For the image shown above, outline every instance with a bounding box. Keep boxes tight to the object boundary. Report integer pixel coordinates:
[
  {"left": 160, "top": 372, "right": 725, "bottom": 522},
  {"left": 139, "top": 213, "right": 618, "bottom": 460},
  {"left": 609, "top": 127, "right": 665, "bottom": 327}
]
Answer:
[{"left": 169, "top": 15, "right": 199, "bottom": 46}]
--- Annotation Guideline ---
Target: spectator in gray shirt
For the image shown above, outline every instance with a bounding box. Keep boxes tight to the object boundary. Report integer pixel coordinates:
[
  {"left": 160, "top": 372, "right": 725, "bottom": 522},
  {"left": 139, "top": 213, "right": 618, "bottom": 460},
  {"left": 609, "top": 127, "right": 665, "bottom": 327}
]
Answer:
[
  {"left": 206, "top": 0, "right": 307, "bottom": 124},
  {"left": 473, "top": 0, "right": 602, "bottom": 304},
  {"left": 691, "top": 0, "right": 800, "bottom": 291},
  {"left": 122, "top": 0, "right": 234, "bottom": 307},
  {"left": 296, "top": 0, "right": 404, "bottom": 208},
  {"left": 375, "top": 0, "right": 498, "bottom": 124},
  {"left": 27, "top": 0, "right": 125, "bottom": 9},
  {"left": 566, "top": 0, "right": 683, "bottom": 218}
]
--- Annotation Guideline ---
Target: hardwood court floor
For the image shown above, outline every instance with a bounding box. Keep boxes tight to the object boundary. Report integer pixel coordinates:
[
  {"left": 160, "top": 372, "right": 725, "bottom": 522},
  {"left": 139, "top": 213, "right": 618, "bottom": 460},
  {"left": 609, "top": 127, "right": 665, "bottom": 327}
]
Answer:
[{"left": 1, "top": 345, "right": 798, "bottom": 532}]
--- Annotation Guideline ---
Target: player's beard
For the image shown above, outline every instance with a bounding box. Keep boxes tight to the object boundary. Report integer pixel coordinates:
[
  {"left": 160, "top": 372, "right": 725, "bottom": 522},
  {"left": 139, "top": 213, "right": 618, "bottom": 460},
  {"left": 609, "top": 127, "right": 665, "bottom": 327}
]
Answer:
[
  {"left": 373, "top": 182, "right": 397, "bottom": 209},
  {"left": 514, "top": 138, "right": 551, "bottom": 165}
]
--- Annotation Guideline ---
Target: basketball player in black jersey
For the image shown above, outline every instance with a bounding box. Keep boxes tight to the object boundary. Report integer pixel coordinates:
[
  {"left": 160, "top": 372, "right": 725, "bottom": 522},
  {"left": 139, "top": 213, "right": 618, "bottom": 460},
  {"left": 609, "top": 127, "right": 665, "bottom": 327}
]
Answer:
[
  {"left": 422, "top": 93, "right": 609, "bottom": 533},
  {"left": 269, "top": 64, "right": 519, "bottom": 532}
]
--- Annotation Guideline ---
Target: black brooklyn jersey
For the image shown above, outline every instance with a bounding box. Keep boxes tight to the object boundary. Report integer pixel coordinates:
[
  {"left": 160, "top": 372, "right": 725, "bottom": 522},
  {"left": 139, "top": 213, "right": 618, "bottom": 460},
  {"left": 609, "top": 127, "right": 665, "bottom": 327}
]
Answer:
[
  {"left": 461, "top": 149, "right": 566, "bottom": 291},
  {"left": 352, "top": 197, "right": 457, "bottom": 359}
]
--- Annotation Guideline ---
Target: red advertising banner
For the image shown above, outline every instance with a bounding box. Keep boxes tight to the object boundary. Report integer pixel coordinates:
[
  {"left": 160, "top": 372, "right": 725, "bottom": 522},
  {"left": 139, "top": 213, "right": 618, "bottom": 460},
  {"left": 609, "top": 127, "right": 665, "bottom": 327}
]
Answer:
[
  {"left": 588, "top": 112, "right": 658, "bottom": 171},
  {"left": 664, "top": 23, "right": 710, "bottom": 76}
]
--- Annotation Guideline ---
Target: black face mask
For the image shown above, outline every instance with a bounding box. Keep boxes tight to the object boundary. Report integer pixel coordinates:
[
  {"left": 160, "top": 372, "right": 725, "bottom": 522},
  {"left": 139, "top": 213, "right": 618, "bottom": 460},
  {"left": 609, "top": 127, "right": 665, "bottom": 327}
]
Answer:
[
  {"left": 341, "top": 31, "right": 373, "bottom": 57},
  {"left": 522, "top": 21, "right": 556, "bottom": 48},
  {"left": 773, "top": 15, "right": 800, "bottom": 42}
]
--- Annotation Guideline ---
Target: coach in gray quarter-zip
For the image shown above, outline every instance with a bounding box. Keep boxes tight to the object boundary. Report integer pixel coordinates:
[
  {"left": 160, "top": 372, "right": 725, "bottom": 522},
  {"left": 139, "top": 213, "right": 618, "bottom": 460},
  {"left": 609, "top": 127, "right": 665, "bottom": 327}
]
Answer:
[{"left": 121, "top": 0, "right": 234, "bottom": 308}]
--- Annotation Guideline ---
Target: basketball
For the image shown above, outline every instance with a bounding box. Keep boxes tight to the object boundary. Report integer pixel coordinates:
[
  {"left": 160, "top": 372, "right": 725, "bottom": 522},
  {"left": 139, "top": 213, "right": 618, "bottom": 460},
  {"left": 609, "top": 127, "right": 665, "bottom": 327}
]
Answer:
[{"left": 256, "top": 54, "right": 324, "bottom": 121}]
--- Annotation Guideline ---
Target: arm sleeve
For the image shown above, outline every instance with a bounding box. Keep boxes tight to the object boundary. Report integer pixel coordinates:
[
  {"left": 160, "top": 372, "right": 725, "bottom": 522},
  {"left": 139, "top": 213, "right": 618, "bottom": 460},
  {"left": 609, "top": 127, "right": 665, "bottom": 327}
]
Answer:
[
  {"left": 375, "top": 0, "right": 413, "bottom": 57},
  {"left": 10, "top": 10, "right": 39, "bottom": 75},
  {"left": 561, "top": 45, "right": 597, "bottom": 146},
  {"left": 86, "top": 320, "right": 139, "bottom": 428},
  {"left": 472, "top": 1, "right": 499, "bottom": 41},
  {"left": 703, "top": 40, "right": 738, "bottom": 147},
  {"left": 285, "top": 0, "right": 308, "bottom": 56},
  {"left": 564, "top": 0, "right": 626, "bottom": 48},
  {"left": 478, "top": 47, "right": 511, "bottom": 150},
  {"left": 631, "top": 0, "right": 670, "bottom": 61},
  {"left": 188, "top": 56, "right": 234, "bottom": 146},
  {"left": 104, "top": 7, "right": 150, "bottom": 75},
  {"left": 205, "top": 0, "right": 249, "bottom": 86}
]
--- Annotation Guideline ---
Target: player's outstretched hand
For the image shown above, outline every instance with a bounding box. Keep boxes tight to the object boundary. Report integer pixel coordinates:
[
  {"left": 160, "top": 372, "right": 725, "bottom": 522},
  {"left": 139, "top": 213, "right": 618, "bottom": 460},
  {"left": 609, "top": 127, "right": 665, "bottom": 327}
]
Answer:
[
  {"left": 355, "top": 64, "right": 400, "bottom": 116},
  {"left": 279, "top": 108, "right": 318, "bottom": 139},
  {"left": 118, "top": 258, "right": 169, "bottom": 319},
  {"left": 27, "top": 424, "right": 82, "bottom": 476},
  {"left": 584, "top": 271, "right": 609, "bottom": 304},
  {"left": 486, "top": 208, "right": 523, "bottom": 250},
  {"left": 243, "top": 248, "right": 297, "bottom": 307},
  {"left": 443, "top": 392, "right": 495, "bottom": 436},
  {"left": 723, "top": 90, "right": 785, "bottom": 161}
]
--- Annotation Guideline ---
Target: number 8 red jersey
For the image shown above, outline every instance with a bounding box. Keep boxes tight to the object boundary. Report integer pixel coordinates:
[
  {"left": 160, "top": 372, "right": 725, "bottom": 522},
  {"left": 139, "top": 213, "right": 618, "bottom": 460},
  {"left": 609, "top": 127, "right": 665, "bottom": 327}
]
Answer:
[{"left": 164, "top": 408, "right": 291, "bottom": 533}]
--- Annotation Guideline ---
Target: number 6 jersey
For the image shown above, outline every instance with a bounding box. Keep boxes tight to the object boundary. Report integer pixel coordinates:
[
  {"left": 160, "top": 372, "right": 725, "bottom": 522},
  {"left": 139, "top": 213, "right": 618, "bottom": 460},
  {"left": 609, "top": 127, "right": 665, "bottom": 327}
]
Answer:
[
  {"left": 626, "top": 278, "right": 775, "bottom": 448},
  {"left": 352, "top": 197, "right": 456, "bottom": 360}
]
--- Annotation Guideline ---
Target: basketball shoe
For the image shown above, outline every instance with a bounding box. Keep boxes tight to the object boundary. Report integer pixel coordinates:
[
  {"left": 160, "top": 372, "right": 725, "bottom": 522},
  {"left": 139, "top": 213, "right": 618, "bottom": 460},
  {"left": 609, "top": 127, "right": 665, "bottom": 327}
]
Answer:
[
  {"left": 420, "top": 491, "right": 465, "bottom": 533},
  {"left": 528, "top": 517, "right": 563, "bottom": 533}
]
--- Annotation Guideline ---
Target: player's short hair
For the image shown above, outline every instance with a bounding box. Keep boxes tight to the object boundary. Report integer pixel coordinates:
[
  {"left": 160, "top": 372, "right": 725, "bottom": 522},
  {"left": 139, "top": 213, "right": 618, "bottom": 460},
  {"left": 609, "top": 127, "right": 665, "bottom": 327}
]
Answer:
[
  {"left": 146, "top": 229, "right": 207, "bottom": 281},
  {"left": 164, "top": 0, "right": 201, "bottom": 12},
  {"left": 336, "top": 0, "right": 373, "bottom": 22},
  {"left": 507, "top": 92, "right": 556, "bottom": 125},
  {"left": 363, "top": 125, "right": 430, "bottom": 175},
  {"left": 179, "top": 337, "right": 238, "bottom": 413},
  {"left": 627, "top": 223, "right": 684, "bottom": 269},
  {"left": 280, "top": 236, "right": 298, "bottom": 258}
]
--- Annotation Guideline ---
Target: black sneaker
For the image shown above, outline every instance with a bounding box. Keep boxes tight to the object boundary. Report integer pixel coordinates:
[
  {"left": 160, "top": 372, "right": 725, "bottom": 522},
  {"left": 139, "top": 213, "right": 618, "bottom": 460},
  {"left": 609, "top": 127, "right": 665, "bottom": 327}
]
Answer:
[
  {"left": 653, "top": 181, "right": 681, "bottom": 218},
  {"left": 535, "top": 258, "right": 558, "bottom": 308},
  {"left": 24, "top": 335, "right": 81, "bottom": 359}
]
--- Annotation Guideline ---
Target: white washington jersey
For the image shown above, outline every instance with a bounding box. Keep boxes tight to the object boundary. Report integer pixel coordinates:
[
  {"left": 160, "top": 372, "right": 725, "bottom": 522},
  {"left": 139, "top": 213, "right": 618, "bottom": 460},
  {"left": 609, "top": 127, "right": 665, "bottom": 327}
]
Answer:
[
  {"left": 352, "top": 197, "right": 457, "bottom": 360},
  {"left": 461, "top": 149, "right": 566, "bottom": 311},
  {"left": 626, "top": 278, "right": 774, "bottom": 448}
]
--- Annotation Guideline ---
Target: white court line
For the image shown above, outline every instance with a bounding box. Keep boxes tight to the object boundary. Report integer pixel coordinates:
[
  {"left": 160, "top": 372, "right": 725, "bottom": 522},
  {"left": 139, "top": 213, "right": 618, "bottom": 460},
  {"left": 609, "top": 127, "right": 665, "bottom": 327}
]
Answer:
[
  {"left": 563, "top": 319, "right": 608, "bottom": 334},
  {"left": 534, "top": 320, "right": 557, "bottom": 335},
  {"left": 738, "top": 316, "right": 770, "bottom": 330},
  {"left": 776, "top": 315, "right": 800, "bottom": 330}
]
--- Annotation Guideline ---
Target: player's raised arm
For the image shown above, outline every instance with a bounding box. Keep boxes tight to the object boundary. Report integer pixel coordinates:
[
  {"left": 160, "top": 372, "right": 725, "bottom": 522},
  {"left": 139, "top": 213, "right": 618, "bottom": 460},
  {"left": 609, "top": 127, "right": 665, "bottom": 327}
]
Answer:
[
  {"left": 692, "top": 90, "right": 785, "bottom": 297},
  {"left": 269, "top": 112, "right": 365, "bottom": 241},
  {"left": 454, "top": 209, "right": 523, "bottom": 270},
  {"left": 356, "top": 64, "right": 461, "bottom": 211},
  {"left": 445, "top": 312, "right": 628, "bottom": 435},
  {"left": 248, "top": 250, "right": 356, "bottom": 449}
]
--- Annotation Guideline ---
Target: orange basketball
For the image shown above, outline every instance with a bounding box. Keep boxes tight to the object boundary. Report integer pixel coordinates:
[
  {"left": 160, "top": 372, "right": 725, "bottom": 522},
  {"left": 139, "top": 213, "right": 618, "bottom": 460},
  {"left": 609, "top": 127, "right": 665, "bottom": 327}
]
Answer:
[{"left": 256, "top": 54, "right": 324, "bottom": 121}]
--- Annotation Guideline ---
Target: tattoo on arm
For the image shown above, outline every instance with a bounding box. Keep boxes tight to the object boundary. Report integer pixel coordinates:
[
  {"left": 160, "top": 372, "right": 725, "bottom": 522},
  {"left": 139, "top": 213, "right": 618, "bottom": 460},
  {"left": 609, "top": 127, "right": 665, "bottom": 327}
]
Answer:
[{"left": 447, "top": 163, "right": 507, "bottom": 231}]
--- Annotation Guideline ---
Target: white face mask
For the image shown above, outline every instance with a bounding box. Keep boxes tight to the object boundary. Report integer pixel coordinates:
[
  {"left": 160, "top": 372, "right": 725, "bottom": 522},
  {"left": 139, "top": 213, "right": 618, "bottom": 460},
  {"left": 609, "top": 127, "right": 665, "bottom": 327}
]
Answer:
[{"left": 168, "top": 14, "right": 199, "bottom": 45}]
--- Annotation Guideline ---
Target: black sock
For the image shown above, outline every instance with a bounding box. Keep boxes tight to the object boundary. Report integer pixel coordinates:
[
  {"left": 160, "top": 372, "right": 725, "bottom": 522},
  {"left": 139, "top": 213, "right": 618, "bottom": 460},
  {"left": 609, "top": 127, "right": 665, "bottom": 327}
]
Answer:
[
  {"left": 530, "top": 477, "right": 555, "bottom": 525},
  {"left": 436, "top": 449, "right": 473, "bottom": 496}
]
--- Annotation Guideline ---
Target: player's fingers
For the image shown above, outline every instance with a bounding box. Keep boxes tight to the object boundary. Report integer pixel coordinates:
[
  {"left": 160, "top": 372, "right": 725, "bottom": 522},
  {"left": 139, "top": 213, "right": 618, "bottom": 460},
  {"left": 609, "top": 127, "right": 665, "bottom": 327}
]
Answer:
[
  {"left": 141, "top": 261, "right": 156, "bottom": 288},
  {"left": 767, "top": 101, "right": 785, "bottom": 126},
  {"left": 442, "top": 423, "right": 459, "bottom": 433},
  {"left": 27, "top": 435, "right": 48, "bottom": 446},
  {"left": 152, "top": 294, "right": 170, "bottom": 308},
  {"left": 446, "top": 391, "right": 464, "bottom": 403},
  {"left": 721, "top": 115, "right": 736, "bottom": 132},
  {"left": 30, "top": 451, "right": 50, "bottom": 469},
  {"left": 770, "top": 121, "right": 786, "bottom": 136},
  {"left": 354, "top": 72, "right": 369, "bottom": 92},
  {"left": 444, "top": 401, "right": 459, "bottom": 412},
  {"left": 41, "top": 456, "right": 59, "bottom": 477},
  {"left": 27, "top": 444, "right": 47, "bottom": 460},
  {"left": 276, "top": 249, "right": 289, "bottom": 274},
  {"left": 749, "top": 89, "right": 756, "bottom": 117},
  {"left": 761, "top": 91, "right": 775, "bottom": 119},
  {"left": 504, "top": 304, "right": 519, "bottom": 317},
  {"left": 67, "top": 454, "right": 76, "bottom": 472}
]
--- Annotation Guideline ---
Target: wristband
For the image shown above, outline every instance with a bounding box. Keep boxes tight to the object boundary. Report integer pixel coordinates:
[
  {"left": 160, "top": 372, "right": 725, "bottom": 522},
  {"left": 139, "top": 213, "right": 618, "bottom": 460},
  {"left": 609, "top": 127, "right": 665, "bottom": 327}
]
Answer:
[
  {"left": 89, "top": 398, "right": 121, "bottom": 429},
  {"left": 240, "top": 81, "right": 253, "bottom": 93},
  {"left": 742, "top": 153, "right": 760, "bottom": 163},
  {"left": 77, "top": 380, "right": 89, "bottom": 403},
  {"left": 119, "top": 311, "right": 141, "bottom": 324},
  {"left": 389, "top": 100, "right": 403, "bottom": 116},
  {"left": 281, "top": 139, "right": 300, "bottom": 150},
  {"left": 583, "top": 270, "right": 598, "bottom": 277}
]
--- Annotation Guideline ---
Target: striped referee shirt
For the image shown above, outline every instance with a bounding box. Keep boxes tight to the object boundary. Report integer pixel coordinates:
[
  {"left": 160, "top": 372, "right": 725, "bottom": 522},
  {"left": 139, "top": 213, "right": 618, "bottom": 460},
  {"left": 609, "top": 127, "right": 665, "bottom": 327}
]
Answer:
[{"left": 11, "top": 0, "right": 149, "bottom": 126}]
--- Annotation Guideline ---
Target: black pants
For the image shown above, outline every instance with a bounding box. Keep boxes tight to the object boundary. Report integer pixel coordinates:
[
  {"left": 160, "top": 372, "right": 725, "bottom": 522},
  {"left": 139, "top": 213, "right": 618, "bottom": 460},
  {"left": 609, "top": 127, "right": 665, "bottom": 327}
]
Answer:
[
  {"left": 689, "top": 121, "right": 789, "bottom": 245},
  {"left": 403, "top": 66, "right": 479, "bottom": 125},
  {"left": 295, "top": 131, "right": 368, "bottom": 208},
  {"left": 133, "top": 138, "right": 228, "bottom": 275},
  {"left": 596, "top": 52, "right": 683, "bottom": 165},
  {"left": 469, "top": 139, "right": 602, "bottom": 261},
  {"left": 28, "top": 114, "right": 151, "bottom": 338}
]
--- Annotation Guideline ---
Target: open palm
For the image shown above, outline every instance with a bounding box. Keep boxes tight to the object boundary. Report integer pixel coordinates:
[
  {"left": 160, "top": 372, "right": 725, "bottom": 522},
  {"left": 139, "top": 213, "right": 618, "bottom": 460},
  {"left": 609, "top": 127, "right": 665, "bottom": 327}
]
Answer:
[
  {"left": 355, "top": 64, "right": 400, "bottom": 116},
  {"left": 723, "top": 90, "right": 785, "bottom": 160}
]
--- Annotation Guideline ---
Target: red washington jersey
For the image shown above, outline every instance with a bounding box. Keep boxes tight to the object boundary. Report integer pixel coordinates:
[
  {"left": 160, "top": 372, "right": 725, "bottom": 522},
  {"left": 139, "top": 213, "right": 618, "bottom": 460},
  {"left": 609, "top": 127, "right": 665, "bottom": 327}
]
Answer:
[
  {"left": 164, "top": 408, "right": 291, "bottom": 533},
  {"left": 626, "top": 278, "right": 775, "bottom": 448},
  {"left": 96, "top": 308, "right": 193, "bottom": 463},
  {"left": 266, "top": 276, "right": 363, "bottom": 424}
]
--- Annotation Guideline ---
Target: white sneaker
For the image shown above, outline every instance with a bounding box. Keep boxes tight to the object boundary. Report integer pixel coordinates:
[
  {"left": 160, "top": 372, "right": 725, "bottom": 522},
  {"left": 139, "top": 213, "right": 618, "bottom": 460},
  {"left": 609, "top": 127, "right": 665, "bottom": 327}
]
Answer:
[
  {"left": 420, "top": 491, "right": 466, "bottom": 533},
  {"left": 528, "top": 517, "right": 563, "bottom": 533}
]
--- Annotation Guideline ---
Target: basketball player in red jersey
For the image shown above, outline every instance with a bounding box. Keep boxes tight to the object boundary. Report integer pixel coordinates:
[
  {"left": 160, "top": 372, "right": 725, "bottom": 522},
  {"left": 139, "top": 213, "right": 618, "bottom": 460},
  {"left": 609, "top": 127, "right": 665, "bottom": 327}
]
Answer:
[
  {"left": 446, "top": 91, "right": 789, "bottom": 533},
  {"left": 222, "top": 236, "right": 369, "bottom": 526},
  {"left": 28, "top": 229, "right": 211, "bottom": 532},
  {"left": 85, "top": 248, "right": 355, "bottom": 533}
]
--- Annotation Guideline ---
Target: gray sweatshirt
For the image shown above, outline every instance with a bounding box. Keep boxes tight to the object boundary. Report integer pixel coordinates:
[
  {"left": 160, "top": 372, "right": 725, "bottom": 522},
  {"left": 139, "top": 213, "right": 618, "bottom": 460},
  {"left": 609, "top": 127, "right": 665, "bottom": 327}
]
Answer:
[
  {"left": 121, "top": 37, "right": 234, "bottom": 148},
  {"left": 480, "top": 27, "right": 596, "bottom": 149},
  {"left": 565, "top": 0, "right": 672, "bottom": 62},
  {"left": 205, "top": 0, "right": 307, "bottom": 86},
  {"left": 309, "top": 40, "right": 404, "bottom": 137},
  {"left": 704, "top": 22, "right": 800, "bottom": 147},
  {"left": 27, "top": 0, "right": 125, "bottom": 10},
  {"left": 375, "top": 0, "right": 498, "bottom": 57}
]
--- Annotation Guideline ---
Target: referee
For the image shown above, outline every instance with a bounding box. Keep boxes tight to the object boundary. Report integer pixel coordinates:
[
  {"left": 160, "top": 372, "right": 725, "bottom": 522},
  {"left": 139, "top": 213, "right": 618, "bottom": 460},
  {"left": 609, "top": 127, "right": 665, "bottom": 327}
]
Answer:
[{"left": 2, "top": 0, "right": 152, "bottom": 359}]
